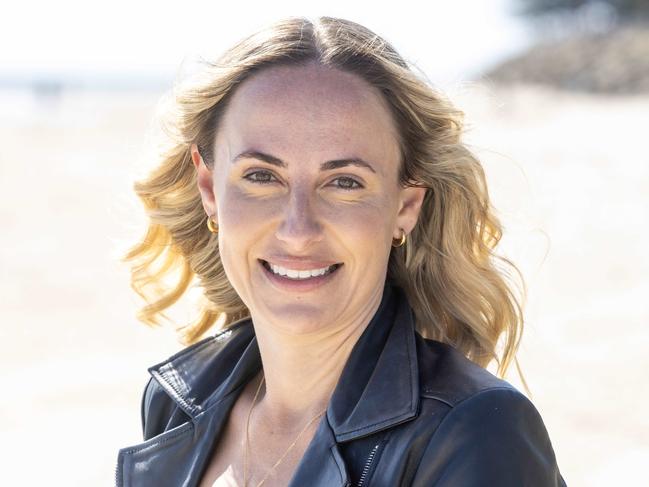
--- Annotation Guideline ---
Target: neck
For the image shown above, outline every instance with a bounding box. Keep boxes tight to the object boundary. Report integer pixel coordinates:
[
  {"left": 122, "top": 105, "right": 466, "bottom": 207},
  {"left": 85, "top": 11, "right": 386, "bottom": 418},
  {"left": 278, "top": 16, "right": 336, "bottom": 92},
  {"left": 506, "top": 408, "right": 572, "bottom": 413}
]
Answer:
[{"left": 250, "top": 286, "right": 384, "bottom": 428}]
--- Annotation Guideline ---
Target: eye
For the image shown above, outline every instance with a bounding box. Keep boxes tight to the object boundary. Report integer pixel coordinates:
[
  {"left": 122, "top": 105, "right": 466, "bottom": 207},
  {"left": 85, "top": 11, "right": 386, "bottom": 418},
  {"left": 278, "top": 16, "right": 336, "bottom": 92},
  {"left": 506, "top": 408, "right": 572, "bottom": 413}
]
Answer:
[
  {"left": 243, "top": 170, "right": 278, "bottom": 184},
  {"left": 331, "top": 176, "right": 363, "bottom": 190}
]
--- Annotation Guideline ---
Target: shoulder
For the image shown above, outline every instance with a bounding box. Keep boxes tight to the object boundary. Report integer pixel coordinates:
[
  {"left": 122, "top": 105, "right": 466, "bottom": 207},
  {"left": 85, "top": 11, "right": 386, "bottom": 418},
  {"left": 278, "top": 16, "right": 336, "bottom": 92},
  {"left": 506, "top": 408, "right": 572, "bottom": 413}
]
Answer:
[
  {"left": 411, "top": 335, "right": 566, "bottom": 486},
  {"left": 415, "top": 334, "right": 516, "bottom": 405},
  {"left": 412, "top": 388, "right": 566, "bottom": 486}
]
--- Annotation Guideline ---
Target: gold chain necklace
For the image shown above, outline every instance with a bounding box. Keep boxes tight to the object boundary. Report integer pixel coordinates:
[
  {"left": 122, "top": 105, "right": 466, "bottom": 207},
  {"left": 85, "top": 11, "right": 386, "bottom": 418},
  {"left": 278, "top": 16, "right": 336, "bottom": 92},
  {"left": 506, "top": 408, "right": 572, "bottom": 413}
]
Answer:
[{"left": 242, "top": 375, "right": 327, "bottom": 487}]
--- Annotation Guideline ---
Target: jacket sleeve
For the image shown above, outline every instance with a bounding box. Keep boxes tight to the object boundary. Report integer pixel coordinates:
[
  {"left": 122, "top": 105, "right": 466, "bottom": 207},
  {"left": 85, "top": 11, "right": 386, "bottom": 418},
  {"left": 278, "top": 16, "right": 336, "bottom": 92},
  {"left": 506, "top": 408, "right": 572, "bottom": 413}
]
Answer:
[{"left": 411, "top": 388, "right": 567, "bottom": 486}]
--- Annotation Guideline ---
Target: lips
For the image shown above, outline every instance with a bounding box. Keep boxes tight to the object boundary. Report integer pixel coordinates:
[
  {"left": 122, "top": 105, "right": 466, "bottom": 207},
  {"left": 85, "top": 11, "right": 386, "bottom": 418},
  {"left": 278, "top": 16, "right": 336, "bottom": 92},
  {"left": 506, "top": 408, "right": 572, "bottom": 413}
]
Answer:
[{"left": 258, "top": 259, "right": 343, "bottom": 292}]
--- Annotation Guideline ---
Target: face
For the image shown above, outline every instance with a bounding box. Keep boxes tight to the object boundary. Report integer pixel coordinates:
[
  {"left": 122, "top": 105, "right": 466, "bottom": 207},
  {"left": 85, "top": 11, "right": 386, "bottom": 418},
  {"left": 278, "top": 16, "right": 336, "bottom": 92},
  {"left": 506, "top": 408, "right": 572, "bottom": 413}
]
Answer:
[{"left": 192, "top": 62, "right": 426, "bottom": 335}]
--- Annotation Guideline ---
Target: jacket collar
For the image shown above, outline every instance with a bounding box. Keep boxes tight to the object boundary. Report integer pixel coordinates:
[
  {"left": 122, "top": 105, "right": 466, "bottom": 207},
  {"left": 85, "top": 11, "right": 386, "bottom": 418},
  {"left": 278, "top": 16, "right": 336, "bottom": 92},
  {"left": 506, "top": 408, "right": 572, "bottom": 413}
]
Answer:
[{"left": 148, "top": 280, "right": 420, "bottom": 443}]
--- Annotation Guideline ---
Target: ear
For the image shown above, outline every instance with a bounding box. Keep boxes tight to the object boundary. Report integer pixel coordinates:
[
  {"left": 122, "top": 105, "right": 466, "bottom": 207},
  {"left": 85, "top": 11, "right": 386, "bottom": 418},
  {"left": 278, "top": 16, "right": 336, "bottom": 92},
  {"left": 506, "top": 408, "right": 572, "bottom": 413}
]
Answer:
[
  {"left": 394, "top": 185, "right": 427, "bottom": 239},
  {"left": 190, "top": 143, "right": 218, "bottom": 219}
]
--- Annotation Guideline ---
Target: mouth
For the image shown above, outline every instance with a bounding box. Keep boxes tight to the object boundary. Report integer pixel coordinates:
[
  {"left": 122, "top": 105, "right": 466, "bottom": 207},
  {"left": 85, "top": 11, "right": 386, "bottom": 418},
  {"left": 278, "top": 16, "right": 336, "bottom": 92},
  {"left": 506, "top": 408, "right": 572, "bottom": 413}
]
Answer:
[{"left": 259, "top": 259, "right": 343, "bottom": 280}]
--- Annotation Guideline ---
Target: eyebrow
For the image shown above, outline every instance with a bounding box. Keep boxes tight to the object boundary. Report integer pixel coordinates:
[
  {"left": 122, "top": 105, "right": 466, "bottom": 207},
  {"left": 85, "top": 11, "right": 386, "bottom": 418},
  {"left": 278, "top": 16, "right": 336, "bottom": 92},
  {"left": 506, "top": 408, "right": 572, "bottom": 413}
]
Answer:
[{"left": 232, "top": 150, "right": 377, "bottom": 174}]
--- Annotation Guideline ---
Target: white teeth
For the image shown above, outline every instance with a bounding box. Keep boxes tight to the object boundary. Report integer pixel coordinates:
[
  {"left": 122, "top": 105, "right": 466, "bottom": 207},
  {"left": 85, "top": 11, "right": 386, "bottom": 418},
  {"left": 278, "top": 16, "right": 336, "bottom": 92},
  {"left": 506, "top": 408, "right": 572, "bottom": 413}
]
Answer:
[
  {"left": 271, "top": 264, "right": 286, "bottom": 276},
  {"left": 267, "top": 262, "right": 335, "bottom": 280}
]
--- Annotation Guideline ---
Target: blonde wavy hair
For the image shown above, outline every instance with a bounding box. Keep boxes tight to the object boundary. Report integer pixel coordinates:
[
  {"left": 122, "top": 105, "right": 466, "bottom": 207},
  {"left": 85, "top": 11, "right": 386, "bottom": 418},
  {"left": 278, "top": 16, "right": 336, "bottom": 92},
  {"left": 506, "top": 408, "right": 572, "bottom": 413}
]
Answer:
[{"left": 122, "top": 16, "right": 526, "bottom": 381}]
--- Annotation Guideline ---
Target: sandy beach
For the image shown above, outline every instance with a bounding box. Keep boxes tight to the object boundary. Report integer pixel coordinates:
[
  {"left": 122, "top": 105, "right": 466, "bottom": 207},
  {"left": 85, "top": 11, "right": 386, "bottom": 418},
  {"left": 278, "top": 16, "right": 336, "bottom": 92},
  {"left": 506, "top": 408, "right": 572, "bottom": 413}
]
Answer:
[{"left": 1, "top": 82, "right": 647, "bottom": 485}]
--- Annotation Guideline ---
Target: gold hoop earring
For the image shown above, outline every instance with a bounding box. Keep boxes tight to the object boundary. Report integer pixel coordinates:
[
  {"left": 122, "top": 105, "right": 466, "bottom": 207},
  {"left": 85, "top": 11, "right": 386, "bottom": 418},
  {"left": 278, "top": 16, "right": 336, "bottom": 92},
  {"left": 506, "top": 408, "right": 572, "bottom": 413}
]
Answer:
[
  {"left": 392, "top": 230, "right": 406, "bottom": 248},
  {"left": 206, "top": 215, "right": 218, "bottom": 234}
]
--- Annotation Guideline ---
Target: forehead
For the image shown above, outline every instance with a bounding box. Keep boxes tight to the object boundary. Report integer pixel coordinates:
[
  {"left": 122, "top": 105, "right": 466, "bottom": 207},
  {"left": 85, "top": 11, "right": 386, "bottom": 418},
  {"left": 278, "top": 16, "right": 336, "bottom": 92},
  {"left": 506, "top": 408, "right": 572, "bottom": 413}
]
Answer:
[{"left": 217, "top": 63, "right": 401, "bottom": 171}]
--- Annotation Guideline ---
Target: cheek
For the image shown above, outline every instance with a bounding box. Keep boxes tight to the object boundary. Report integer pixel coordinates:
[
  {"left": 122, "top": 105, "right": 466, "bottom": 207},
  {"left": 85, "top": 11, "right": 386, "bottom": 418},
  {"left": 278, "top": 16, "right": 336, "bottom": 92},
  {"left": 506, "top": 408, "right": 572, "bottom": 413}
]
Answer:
[
  {"left": 216, "top": 213, "right": 270, "bottom": 310},
  {"left": 322, "top": 195, "right": 398, "bottom": 252},
  {"left": 218, "top": 186, "right": 281, "bottom": 236},
  {"left": 214, "top": 188, "right": 272, "bottom": 284}
]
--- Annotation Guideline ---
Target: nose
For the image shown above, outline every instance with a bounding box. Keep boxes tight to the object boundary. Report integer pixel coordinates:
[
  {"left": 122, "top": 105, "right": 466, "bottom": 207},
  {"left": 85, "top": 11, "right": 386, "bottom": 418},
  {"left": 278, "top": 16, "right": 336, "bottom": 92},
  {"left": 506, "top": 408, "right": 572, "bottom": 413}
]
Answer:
[{"left": 274, "top": 188, "right": 324, "bottom": 250}]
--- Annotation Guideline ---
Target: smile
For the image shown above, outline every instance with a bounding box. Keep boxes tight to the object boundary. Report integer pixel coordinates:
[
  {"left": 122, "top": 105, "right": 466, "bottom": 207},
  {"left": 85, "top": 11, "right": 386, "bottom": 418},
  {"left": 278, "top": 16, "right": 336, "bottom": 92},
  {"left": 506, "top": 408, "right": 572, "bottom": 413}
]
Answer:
[{"left": 261, "top": 260, "right": 342, "bottom": 280}]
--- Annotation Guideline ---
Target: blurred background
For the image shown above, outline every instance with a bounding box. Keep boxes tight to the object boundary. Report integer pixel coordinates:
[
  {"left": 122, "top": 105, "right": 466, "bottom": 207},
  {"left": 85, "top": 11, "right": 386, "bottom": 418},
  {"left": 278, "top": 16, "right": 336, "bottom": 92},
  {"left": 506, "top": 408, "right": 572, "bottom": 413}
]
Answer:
[{"left": 1, "top": 0, "right": 648, "bottom": 484}]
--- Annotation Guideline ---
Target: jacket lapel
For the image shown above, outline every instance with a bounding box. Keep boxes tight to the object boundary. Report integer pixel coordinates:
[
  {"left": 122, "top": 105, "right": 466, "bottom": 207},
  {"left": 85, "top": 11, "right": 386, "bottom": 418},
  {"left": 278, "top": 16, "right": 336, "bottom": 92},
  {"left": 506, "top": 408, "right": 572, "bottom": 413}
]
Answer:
[
  {"left": 327, "top": 283, "right": 420, "bottom": 442},
  {"left": 149, "top": 321, "right": 260, "bottom": 418},
  {"left": 117, "top": 393, "right": 238, "bottom": 487},
  {"left": 288, "top": 415, "right": 350, "bottom": 487}
]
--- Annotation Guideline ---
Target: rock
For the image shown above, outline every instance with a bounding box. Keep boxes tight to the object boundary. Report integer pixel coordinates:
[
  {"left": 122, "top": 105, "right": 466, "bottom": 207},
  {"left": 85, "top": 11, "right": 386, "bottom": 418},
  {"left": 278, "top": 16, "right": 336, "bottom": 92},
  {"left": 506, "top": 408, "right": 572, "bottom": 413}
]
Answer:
[{"left": 484, "top": 24, "right": 649, "bottom": 94}]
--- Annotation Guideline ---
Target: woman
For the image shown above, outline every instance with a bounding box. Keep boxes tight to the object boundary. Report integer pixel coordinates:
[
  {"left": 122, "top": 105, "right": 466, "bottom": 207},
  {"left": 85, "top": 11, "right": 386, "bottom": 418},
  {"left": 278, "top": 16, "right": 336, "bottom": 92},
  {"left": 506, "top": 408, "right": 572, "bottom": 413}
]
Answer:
[{"left": 116, "top": 17, "right": 567, "bottom": 486}]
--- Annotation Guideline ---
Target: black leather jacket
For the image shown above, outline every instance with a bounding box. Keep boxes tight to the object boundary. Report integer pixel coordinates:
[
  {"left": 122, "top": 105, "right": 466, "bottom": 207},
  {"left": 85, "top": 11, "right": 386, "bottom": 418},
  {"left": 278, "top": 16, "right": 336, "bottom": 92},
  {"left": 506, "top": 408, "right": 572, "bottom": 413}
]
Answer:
[{"left": 116, "top": 283, "right": 567, "bottom": 486}]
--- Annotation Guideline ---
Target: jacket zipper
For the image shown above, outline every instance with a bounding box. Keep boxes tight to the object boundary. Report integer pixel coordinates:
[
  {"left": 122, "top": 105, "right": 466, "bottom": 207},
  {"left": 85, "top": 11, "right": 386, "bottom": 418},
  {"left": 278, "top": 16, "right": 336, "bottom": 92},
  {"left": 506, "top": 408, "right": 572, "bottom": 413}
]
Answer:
[{"left": 357, "top": 443, "right": 380, "bottom": 487}]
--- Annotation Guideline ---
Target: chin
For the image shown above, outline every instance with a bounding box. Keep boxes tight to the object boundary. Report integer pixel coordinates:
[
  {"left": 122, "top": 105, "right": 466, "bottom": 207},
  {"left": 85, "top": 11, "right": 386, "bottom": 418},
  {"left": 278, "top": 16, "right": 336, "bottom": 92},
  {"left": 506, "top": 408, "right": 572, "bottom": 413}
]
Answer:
[{"left": 253, "top": 301, "right": 338, "bottom": 335}]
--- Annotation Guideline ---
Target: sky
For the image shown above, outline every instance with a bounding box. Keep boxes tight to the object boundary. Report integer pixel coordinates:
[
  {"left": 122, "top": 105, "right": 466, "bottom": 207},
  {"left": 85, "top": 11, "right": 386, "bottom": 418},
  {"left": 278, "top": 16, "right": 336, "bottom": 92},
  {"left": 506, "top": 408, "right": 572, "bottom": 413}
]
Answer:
[{"left": 0, "top": 0, "right": 531, "bottom": 89}]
